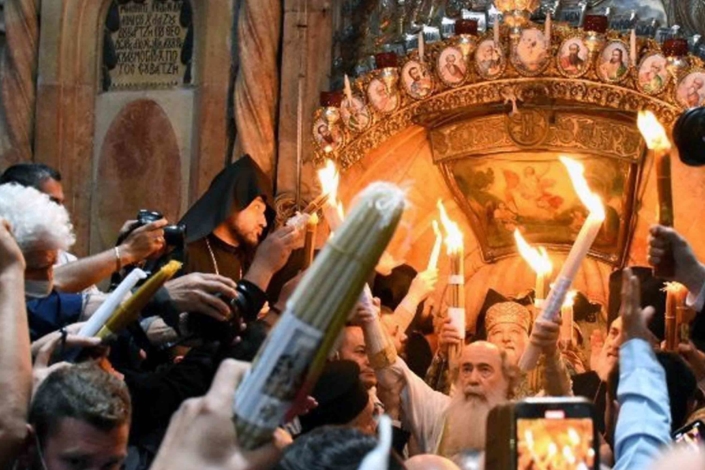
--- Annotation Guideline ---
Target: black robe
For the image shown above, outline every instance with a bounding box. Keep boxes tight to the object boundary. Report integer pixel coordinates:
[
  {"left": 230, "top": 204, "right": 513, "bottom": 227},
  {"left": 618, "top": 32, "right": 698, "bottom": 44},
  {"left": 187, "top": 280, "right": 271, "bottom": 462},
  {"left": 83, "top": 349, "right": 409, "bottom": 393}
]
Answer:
[{"left": 177, "top": 154, "right": 276, "bottom": 282}]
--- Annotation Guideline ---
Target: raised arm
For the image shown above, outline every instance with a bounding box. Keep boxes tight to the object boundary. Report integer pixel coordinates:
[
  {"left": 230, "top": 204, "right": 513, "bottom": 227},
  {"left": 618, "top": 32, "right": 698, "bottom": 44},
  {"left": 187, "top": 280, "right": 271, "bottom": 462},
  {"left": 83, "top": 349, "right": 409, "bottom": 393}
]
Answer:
[
  {"left": 392, "top": 269, "right": 438, "bottom": 331},
  {"left": 54, "top": 219, "right": 167, "bottom": 292},
  {"left": 0, "top": 219, "right": 32, "bottom": 467},
  {"left": 614, "top": 268, "right": 671, "bottom": 470}
]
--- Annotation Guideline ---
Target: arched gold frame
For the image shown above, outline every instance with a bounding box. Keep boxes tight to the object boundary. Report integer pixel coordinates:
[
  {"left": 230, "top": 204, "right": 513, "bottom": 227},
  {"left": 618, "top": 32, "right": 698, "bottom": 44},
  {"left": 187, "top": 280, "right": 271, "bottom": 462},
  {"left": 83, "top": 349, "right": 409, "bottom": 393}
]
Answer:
[{"left": 314, "top": 27, "right": 700, "bottom": 170}]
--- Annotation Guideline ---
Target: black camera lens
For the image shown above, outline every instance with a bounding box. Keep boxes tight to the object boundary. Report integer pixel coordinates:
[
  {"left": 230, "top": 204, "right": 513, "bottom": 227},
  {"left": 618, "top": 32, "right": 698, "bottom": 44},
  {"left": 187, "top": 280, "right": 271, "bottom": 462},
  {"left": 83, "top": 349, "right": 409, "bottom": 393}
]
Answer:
[
  {"left": 138, "top": 210, "right": 165, "bottom": 225},
  {"left": 163, "top": 223, "right": 186, "bottom": 247}
]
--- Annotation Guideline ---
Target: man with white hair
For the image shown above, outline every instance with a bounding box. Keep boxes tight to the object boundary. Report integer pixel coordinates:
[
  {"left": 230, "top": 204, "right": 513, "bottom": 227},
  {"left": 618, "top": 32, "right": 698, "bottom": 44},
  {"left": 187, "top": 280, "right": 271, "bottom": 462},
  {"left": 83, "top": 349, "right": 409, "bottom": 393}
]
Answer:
[
  {"left": 359, "top": 312, "right": 519, "bottom": 460},
  {"left": 0, "top": 183, "right": 91, "bottom": 339}
]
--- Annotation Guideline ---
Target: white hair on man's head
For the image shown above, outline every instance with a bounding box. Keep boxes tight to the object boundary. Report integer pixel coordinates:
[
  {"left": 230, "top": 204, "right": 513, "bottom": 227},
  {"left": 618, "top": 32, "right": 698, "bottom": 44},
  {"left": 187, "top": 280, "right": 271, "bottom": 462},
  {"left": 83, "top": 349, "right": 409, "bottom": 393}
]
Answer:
[{"left": 0, "top": 183, "right": 75, "bottom": 253}]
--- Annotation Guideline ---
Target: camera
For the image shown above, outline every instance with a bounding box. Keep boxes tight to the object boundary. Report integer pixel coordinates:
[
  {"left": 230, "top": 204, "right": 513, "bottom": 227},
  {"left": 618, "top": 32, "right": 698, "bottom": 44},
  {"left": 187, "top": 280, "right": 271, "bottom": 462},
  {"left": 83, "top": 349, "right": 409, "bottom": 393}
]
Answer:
[
  {"left": 486, "top": 397, "right": 599, "bottom": 470},
  {"left": 116, "top": 209, "right": 187, "bottom": 248}
]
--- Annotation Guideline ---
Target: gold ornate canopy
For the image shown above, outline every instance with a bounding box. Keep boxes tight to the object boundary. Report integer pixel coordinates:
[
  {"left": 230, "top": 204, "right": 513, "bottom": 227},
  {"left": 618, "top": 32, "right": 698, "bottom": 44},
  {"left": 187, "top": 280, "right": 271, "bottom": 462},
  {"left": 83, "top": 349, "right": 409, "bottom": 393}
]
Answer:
[
  {"left": 313, "top": 25, "right": 699, "bottom": 167},
  {"left": 312, "top": 20, "right": 702, "bottom": 265}
]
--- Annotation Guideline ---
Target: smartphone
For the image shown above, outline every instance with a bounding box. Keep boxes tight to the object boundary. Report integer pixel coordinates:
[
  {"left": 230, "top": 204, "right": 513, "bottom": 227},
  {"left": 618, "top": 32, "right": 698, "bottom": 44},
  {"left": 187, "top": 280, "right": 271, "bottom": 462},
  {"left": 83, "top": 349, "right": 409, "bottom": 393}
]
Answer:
[
  {"left": 486, "top": 397, "right": 599, "bottom": 470},
  {"left": 673, "top": 420, "right": 704, "bottom": 448}
]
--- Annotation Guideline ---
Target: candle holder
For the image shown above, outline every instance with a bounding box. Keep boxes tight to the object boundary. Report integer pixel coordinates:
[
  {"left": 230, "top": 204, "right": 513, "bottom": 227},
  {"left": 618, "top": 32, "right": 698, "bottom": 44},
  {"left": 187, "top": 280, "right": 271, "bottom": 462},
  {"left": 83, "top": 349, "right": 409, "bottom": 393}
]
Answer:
[
  {"left": 374, "top": 52, "right": 399, "bottom": 95},
  {"left": 495, "top": 0, "right": 541, "bottom": 42},
  {"left": 584, "top": 15, "right": 608, "bottom": 55},
  {"left": 319, "top": 91, "right": 343, "bottom": 127},
  {"left": 663, "top": 37, "right": 690, "bottom": 80},
  {"left": 455, "top": 19, "right": 479, "bottom": 60}
]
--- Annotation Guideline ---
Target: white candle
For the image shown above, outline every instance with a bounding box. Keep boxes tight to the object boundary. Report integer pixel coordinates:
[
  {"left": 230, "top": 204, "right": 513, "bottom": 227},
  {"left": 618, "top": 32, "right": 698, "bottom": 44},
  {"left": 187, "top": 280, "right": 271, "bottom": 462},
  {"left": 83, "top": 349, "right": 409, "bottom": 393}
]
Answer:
[
  {"left": 78, "top": 268, "right": 147, "bottom": 337},
  {"left": 519, "top": 158, "right": 605, "bottom": 371},
  {"left": 519, "top": 212, "right": 603, "bottom": 371},
  {"left": 494, "top": 18, "right": 500, "bottom": 47},
  {"left": 630, "top": 29, "right": 637, "bottom": 65},
  {"left": 344, "top": 74, "right": 353, "bottom": 103},
  {"left": 427, "top": 220, "right": 442, "bottom": 271},
  {"left": 545, "top": 12, "right": 552, "bottom": 48},
  {"left": 418, "top": 30, "right": 425, "bottom": 64}
]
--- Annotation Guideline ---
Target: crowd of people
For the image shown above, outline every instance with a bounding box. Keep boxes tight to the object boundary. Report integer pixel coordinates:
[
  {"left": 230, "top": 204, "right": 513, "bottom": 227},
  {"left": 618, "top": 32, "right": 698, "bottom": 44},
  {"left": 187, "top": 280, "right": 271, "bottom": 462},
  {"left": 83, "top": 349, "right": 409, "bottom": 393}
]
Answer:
[{"left": 0, "top": 158, "right": 704, "bottom": 470}]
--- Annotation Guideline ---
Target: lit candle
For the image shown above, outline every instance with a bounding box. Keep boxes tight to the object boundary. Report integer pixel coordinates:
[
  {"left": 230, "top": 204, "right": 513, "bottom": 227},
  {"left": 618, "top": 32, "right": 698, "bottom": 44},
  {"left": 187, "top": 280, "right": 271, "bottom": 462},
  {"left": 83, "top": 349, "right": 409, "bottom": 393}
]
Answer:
[
  {"left": 664, "top": 282, "right": 687, "bottom": 351},
  {"left": 438, "top": 200, "right": 465, "bottom": 368},
  {"left": 630, "top": 29, "right": 637, "bottom": 65},
  {"left": 344, "top": 74, "right": 353, "bottom": 103},
  {"left": 519, "top": 157, "right": 605, "bottom": 371},
  {"left": 427, "top": 220, "right": 442, "bottom": 271},
  {"left": 545, "top": 12, "right": 552, "bottom": 48},
  {"left": 302, "top": 213, "right": 319, "bottom": 270},
  {"left": 303, "top": 159, "right": 340, "bottom": 215},
  {"left": 514, "top": 230, "right": 553, "bottom": 308},
  {"left": 637, "top": 111, "right": 675, "bottom": 278},
  {"left": 560, "top": 291, "right": 577, "bottom": 345},
  {"left": 78, "top": 268, "right": 147, "bottom": 337},
  {"left": 494, "top": 18, "right": 500, "bottom": 47},
  {"left": 418, "top": 30, "right": 425, "bottom": 64}
]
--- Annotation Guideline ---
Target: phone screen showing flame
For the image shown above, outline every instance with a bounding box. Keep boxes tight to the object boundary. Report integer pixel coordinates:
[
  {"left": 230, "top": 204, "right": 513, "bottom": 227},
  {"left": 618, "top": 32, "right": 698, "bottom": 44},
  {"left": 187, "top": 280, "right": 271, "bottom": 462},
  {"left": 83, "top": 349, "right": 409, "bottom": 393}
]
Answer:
[{"left": 517, "top": 418, "right": 596, "bottom": 470}]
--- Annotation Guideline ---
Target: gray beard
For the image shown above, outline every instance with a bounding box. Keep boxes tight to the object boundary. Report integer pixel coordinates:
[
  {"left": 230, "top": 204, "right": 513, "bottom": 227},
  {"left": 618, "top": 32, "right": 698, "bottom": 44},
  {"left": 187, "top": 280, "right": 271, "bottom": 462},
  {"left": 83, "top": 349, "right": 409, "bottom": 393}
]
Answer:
[{"left": 441, "top": 387, "right": 506, "bottom": 457}]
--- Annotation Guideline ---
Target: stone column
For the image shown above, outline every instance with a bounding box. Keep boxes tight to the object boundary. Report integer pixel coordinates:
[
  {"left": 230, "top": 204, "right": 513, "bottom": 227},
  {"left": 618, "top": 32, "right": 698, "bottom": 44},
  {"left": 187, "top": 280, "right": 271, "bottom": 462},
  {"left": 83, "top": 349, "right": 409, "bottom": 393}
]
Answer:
[
  {"left": 0, "top": 0, "right": 39, "bottom": 165},
  {"left": 233, "top": 0, "right": 282, "bottom": 177}
]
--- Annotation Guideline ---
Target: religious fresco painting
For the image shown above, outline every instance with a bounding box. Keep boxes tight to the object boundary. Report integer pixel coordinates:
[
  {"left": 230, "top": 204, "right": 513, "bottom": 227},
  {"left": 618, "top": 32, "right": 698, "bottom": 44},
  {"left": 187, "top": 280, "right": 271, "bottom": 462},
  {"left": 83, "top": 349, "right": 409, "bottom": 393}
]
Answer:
[
  {"left": 401, "top": 60, "right": 434, "bottom": 99},
  {"left": 474, "top": 39, "right": 506, "bottom": 80},
  {"left": 636, "top": 53, "right": 669, "bottom": 95},
  {"left": 676, "top": 71, "right": 705, "bottom": 109},
  {"left": 437, "top": 46, "right": 467, "bottom": 86},
  {"left": 511, "top": 28, "right": 550, "bottom": 76},
  {"left": 447, "top": 152, "right": 634, "bottom": 263},
  {"left": 557, "top": 37, "right": 589, "bottom": 78},
  {"left": 596, "top": 41, "right": 631, "bottom": 84}
]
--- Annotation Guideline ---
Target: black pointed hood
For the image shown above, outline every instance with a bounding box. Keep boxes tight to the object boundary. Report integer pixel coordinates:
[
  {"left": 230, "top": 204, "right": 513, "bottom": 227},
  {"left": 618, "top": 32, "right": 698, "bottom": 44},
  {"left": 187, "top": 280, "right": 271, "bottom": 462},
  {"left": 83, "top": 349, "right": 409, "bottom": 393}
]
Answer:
[{"left": 179, "top": 155, "right": 275, "bottom": 244}]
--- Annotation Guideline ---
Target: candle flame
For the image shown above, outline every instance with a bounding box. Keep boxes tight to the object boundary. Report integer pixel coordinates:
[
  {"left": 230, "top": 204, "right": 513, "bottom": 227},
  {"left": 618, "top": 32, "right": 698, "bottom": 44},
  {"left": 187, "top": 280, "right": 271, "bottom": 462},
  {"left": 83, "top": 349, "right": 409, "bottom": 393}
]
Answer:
[
  {"left": 432, "top": 220, "right": 441, "bottom": 238},
  {"left": 559, "top": 157, "right": 606, "bottom": 220},
  {"left": 637, "top": 111, "right": 672, "bottom": 151},
  {"left": 663, "top": 281, "right": 687, "bottom": 293},
  {"left": 514, "top": 229, "right": 552, "bottom": 276},
  {"left": 317, "top": 159, "right": 340, "bottom": 200},
  {"left": 437, "top": 200, "right": 463, "bottom": 254},
  {"left": 563, "top": 290, "right": 578, "bottom": 308}
]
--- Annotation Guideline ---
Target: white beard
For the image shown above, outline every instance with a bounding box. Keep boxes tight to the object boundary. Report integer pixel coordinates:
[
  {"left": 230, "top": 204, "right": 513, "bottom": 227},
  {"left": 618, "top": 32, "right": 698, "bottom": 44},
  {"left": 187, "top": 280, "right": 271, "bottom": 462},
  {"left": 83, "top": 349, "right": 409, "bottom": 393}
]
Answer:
[{"left": 441, "top": 386, "right": 507, "bottom": 458}]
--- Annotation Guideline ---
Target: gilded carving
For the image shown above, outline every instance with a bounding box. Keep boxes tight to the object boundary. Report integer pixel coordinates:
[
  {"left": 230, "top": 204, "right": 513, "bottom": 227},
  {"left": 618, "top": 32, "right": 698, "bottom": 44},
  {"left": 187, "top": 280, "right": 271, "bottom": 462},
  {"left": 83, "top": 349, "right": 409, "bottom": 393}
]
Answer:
[
  {"left": 506, "top": 109, "right": 549, "bottom": 147},
  {"left": 313, "top": 25, "right": 700, "bottom": 170}
]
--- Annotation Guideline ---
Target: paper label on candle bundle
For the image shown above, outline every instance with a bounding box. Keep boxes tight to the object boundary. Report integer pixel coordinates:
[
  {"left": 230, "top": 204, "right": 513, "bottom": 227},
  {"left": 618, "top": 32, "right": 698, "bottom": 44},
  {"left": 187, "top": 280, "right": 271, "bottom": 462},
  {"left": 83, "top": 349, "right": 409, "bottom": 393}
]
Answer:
[
  {"left": 448, "top": 307, "right": 466, "bottom": 338},
  {"left": 540, "top": 276, "right": 572, "bottom": 322},
  {"left": 234, "top": 312, "right": 323, "bottom": 430},
  {"left": 449, "top": 275, "right": 464, "bottom": 285}
]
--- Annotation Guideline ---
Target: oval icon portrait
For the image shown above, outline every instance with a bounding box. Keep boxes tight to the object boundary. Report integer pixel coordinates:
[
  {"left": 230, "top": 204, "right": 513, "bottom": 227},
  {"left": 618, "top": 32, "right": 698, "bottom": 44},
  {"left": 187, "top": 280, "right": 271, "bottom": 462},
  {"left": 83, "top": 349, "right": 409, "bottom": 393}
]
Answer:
[{"left": 475, "top": 39, "right": 506, "bottom": 80}]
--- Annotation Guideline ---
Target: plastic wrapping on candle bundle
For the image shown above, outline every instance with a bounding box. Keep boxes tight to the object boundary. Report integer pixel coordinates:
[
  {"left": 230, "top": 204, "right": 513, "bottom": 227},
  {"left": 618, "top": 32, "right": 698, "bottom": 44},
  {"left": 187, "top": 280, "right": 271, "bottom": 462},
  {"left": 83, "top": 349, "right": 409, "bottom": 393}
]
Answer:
[
  {"left": 233, "top": 182, "right": 406, "bottom": 450},
  {"left": 77, "top": 268, "right": 147, "bottom": 338}
]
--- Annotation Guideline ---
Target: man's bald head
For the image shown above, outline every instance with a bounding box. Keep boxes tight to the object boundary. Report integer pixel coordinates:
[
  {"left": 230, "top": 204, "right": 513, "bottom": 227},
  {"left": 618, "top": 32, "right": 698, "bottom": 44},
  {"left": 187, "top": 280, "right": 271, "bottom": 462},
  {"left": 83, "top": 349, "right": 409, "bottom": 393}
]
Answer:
[{"left": 456, "top": 341, "right": 515, "bottom": 401}]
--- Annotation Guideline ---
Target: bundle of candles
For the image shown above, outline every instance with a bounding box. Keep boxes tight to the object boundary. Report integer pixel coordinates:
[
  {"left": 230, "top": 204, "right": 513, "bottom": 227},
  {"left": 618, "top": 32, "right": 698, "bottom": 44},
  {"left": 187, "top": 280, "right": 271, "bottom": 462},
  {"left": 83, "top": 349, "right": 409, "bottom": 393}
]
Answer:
[
  {"left": 637, "top": 111, "right": 675, "bottom": 278},
  {"left": 76, "top": 261, "right": 181, "bottom": 339},
  {"left": 663, "top": 282, "right": 697, "bottom": 351},
  {"left": 97, "top": 261, "right": 182, "bottom": 339},
  {"left": 437, "top": 200, "right": 465, "bottom": 368},
  {"left": 233, "top": 182, "right": 406, "bottom": 450},
  {"left": 519, "top": 157, "right": 605, "bottom": 372},
  {"left": 514, "top": 230, "right": 553, "bottom": 308}
]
